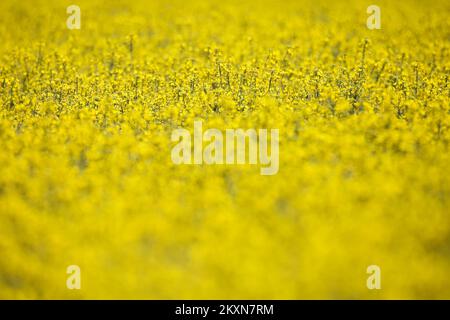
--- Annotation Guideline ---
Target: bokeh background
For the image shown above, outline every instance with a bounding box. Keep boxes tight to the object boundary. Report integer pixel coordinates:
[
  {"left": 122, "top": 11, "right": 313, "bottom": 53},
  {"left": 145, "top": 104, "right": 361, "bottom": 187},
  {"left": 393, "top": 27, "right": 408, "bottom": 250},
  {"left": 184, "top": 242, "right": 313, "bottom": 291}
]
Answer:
[{"left": 0, "top": 0, "right": 449, "bottom": 299}]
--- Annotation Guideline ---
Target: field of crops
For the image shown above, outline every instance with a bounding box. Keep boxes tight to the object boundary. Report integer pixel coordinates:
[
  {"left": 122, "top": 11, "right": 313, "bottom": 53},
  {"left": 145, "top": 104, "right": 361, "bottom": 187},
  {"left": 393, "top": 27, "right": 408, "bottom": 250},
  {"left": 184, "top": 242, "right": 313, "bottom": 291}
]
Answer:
[{"left": 0, "top": 0, "right": 449, "bottom": 299}]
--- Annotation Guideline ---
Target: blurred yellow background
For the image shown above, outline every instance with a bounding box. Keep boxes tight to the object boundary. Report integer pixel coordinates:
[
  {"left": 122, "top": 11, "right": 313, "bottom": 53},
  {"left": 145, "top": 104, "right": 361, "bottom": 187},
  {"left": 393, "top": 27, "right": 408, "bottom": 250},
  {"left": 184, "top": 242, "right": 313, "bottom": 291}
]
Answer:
[{"left": 0, "top": 0, "right": 449, "bottom": 299}]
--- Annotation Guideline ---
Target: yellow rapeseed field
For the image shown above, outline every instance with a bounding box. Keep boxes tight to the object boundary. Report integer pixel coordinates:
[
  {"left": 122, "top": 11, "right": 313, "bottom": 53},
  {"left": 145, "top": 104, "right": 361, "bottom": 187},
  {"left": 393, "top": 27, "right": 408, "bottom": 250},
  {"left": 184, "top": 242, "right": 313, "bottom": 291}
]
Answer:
[{"left": 0, "top": 0, "right": 449, "bottom": 299}]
